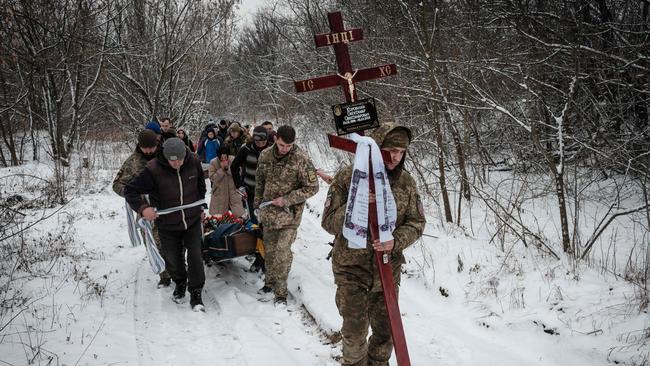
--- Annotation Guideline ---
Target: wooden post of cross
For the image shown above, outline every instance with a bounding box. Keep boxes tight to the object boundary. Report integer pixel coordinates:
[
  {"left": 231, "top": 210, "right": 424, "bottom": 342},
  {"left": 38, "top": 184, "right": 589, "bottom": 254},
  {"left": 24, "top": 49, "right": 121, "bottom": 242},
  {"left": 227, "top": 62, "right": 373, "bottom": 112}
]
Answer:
[{"left": 294, "top": 11, "right": 411, "bottom": 366}]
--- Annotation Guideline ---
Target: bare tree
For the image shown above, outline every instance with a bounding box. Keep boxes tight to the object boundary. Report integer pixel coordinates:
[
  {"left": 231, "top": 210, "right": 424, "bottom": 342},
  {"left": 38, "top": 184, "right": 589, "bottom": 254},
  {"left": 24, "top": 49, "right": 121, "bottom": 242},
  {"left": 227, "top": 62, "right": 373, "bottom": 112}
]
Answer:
[{"left": 104, "top": 0, "right": 237, "bottom": 131}]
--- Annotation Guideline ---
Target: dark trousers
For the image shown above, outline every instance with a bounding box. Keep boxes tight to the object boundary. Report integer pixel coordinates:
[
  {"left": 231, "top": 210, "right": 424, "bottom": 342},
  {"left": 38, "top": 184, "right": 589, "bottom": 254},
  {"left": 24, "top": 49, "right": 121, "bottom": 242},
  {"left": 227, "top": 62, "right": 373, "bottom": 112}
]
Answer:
[{"left": 158, "top": 220, "right": 205, "bottom": 289}]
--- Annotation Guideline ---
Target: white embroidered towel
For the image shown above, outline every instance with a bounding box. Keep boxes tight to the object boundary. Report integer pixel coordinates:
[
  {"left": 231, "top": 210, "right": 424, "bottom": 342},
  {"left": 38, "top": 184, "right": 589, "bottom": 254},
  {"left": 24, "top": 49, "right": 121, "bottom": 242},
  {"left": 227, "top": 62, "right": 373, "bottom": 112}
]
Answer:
[{"left": 342, "top": 133, "right": 397, "bottom": 249}]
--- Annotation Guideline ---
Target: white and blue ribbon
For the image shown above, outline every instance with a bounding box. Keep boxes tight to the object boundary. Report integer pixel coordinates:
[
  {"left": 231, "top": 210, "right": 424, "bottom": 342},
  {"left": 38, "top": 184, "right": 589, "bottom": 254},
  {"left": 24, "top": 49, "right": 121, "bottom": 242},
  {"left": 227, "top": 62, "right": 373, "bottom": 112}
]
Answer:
[
  {"left": 125, "top": 199, "right": 142, "bottom": 248},
  {"left": 136, "top": 199, "right": 206, "bottom": 274},
  {"left": 137, "top": 218, "right": 166, "bottom": 274}
]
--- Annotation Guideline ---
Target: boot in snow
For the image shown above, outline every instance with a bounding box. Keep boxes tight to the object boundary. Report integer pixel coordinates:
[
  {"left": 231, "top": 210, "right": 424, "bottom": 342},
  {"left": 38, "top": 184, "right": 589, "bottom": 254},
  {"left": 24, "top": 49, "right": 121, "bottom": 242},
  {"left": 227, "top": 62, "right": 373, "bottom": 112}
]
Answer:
[
  {"left": 189, "top": 287, "right": 205, "bottom": 312},
  {"left": 157, "top": 277, "right": 171, "bottom": 289},
  {"left": 257, "top": 285, "right": 274, "bottom": 302},
  {"left": 172, "top": 280, "right": 187, "bottom": 304}
]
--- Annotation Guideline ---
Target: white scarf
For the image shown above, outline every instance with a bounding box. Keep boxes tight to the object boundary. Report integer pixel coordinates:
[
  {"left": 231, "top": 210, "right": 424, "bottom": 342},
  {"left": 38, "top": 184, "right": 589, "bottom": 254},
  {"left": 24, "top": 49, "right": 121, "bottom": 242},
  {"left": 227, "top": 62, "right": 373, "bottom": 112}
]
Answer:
[{"left": 342, "top": 133, "right": 397, "bottom": 249}]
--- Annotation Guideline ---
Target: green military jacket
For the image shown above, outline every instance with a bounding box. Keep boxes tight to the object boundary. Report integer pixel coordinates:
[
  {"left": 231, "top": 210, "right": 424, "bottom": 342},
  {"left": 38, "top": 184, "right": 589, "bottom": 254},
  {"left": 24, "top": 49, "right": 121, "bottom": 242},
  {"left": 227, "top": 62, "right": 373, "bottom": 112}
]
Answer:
[
  {"left": 321, "top": 123, "right": 426, "bottom": 271},
  {"left": 254, "top": 144, "right": 319, "bottom": 230},
  {"left": 112, "top": 148, "right": 150, "bottom": 197}
]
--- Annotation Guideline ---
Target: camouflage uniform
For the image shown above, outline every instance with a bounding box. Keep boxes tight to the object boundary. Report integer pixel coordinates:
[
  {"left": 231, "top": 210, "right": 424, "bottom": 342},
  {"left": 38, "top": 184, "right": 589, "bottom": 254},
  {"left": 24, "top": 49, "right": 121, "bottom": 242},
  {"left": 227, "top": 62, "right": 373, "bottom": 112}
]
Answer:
[
  {"left": 321, "top": 123, "right": 426, "bottom": 366},
  {"left": 112, "top": 147, "right": 171, "bottom": 281},
  {"left": 254, "top": 143, "right": 319, "bottom": 298}
]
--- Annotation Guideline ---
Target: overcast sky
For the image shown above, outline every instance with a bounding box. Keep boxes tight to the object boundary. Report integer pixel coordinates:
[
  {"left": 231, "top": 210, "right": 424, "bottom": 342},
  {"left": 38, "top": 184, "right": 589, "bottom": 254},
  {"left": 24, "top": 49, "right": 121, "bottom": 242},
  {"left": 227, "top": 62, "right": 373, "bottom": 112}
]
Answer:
[{"left": 236, "top": 0, "right": 266, "bottom": 25}]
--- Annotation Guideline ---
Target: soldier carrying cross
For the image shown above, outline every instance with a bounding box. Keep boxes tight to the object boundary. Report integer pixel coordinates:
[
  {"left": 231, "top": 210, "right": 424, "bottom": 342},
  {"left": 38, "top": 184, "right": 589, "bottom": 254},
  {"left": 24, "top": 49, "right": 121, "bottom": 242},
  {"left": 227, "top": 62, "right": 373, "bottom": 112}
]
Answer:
[
  {"left": 322, "top": 123, "right": 425, "bottom": 366},
  {"left": 294, "top": 11, "right": 425, "bottom": 366}
]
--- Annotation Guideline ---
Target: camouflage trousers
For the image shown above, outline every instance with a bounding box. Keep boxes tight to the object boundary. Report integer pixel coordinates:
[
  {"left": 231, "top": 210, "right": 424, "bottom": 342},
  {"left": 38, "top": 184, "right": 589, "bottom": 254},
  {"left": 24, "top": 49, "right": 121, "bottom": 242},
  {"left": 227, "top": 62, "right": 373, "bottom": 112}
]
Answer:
[
  {"left": 140, "top": 223, "right": 171, "bottom": 280},
  {"left": 262, "top": 228, "right": 297, "bottom": 298},
  {"left": 334, "top": 265, "right": 401, "bottom": 366}
]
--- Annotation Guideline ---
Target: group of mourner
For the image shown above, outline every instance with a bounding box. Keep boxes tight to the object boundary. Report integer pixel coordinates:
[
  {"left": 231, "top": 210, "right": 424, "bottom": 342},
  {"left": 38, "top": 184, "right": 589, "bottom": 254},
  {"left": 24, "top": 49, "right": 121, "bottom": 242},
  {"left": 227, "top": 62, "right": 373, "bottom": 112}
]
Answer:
[{"left": 111, "top": 116, "right": 425, "bottom": 366}]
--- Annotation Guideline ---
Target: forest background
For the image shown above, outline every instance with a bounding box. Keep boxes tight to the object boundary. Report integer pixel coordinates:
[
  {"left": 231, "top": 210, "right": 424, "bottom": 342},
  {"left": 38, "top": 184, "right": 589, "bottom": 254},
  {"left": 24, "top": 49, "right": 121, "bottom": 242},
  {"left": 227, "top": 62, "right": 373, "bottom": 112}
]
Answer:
[{"left": 0, "top": 0, "right": 648, "bottom": 364}]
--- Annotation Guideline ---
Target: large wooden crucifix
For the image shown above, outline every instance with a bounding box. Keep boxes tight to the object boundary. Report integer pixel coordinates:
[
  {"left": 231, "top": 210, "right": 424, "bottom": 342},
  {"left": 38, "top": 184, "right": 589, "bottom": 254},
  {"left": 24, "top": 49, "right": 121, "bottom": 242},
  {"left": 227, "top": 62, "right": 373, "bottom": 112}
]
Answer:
[{"left": 294, "top": 11, "right": 411, "bottom": 366}]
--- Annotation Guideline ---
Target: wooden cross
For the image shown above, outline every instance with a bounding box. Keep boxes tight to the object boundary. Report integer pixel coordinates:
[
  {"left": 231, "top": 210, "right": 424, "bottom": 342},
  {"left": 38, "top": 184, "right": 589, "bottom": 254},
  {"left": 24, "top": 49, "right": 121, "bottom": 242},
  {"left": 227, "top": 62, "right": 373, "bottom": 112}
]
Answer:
[
  {"left": 294, "top": 12, "right": 397, "bottom": 104},
  {"left": 294, "top": 11, "right": 411, "bottom": 366}
]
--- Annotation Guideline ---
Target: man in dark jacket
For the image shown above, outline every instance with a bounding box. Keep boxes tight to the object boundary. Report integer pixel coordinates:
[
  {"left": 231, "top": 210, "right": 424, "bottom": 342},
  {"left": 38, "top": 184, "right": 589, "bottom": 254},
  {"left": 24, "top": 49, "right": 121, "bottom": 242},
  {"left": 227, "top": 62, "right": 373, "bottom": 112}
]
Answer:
[
  {"left": 125, "top": 138, "right": 207, "bottom": 311},
  {"left": 231, "top": 126, "right": 269, "bottom": 220}
]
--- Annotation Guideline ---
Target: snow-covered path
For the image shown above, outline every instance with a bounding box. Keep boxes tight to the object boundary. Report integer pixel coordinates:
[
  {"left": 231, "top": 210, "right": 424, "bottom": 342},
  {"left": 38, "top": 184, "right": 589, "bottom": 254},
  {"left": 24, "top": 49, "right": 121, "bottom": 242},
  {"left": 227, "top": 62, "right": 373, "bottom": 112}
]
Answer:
[
  {"left": 1, "top": 175, "right": 640, "bottom": 365},
  {"left": 133, "top": 254, "right": 337, "bottom": 366}
]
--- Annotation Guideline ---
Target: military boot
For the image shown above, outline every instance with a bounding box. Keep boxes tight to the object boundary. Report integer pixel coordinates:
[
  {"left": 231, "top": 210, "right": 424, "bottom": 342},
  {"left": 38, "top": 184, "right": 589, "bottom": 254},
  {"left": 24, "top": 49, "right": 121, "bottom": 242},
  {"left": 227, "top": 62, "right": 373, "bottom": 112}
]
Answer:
[{"left": 257, "top": 285, "right": 274, "bottom": 302}]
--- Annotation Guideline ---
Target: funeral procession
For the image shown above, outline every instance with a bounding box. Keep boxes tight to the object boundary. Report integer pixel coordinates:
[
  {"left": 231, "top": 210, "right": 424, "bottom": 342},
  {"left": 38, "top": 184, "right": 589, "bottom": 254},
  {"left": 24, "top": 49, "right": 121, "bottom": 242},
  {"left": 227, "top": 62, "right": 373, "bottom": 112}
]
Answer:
[{"left": 1, "top": 2, "right": 648, "bottom": 366}]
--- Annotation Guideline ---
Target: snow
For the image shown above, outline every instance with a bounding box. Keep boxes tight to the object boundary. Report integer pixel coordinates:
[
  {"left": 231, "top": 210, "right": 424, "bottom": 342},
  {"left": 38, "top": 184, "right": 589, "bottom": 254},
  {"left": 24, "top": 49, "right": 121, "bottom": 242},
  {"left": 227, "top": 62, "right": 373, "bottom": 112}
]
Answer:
[{"left": 0, "top": 143, "right": 648, "bottom": 366}]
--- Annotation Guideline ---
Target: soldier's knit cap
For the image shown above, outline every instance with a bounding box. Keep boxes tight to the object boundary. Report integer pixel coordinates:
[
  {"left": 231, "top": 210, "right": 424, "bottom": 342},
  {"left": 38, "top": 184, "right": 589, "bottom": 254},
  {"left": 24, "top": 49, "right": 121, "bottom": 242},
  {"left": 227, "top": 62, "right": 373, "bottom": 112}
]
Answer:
[
  {"left": 382, "top": 127, "right": 411, "bottom": 149},
  {"left": 138, "top": 129, "right": 158, "bottom": 148},
  {"left": 162, "top": 138, "right": 186, "bottom": 161}
]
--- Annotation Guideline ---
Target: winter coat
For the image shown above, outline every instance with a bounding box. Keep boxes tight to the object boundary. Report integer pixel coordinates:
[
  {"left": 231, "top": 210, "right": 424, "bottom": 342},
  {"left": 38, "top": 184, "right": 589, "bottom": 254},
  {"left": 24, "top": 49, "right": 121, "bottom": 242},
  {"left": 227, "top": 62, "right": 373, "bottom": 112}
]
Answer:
[
  {"left": 196, "top": 124, "right": 217, "bottom": 160},
  {"left": 216, "top": 125, "right": 228, "bottom": 141},
  {"left": 161, "top": 127, "right": 177, "bottom": 142},
  {"left": 204, "top": 137, "right": 220, "bottom": 163},
  {"left": 231, "top": 141, "right": 266, "bottom": 196},
  {"left": 321, "top": 123, "right": 426, "bottom": 286},
  {"left": 124, "top": 148, "right": 206, "bottom": 231},
  {"left": 179, "top": 133, "right": 196, "bottom": 153},
  {"left": 220, "top": 134, "right": 246, "bottom": 157},
  {"left": 208, "top": 156, "right": 245, "bottom": 216},
  {"left": 112, "top": 146, "right": 155, "bottom": 197},
  {"left": 254, "top": 144, "right": 319, "bottom": 230}
]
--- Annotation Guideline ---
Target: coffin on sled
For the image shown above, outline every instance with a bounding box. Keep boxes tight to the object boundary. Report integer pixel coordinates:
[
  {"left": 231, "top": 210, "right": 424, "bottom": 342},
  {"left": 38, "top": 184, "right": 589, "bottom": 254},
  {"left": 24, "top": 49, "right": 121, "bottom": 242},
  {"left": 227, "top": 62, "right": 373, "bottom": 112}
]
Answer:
[{"left": 201, "top": 213, "right": 265, "bottom": 271}]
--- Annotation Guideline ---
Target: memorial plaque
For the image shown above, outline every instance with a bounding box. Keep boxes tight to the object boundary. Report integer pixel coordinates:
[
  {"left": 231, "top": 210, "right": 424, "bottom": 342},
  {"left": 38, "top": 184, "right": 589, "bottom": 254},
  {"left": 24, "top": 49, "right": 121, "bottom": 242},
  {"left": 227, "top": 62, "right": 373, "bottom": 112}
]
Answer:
[{"left": 332, "top": 98, "right": 378, "bottom": 135}]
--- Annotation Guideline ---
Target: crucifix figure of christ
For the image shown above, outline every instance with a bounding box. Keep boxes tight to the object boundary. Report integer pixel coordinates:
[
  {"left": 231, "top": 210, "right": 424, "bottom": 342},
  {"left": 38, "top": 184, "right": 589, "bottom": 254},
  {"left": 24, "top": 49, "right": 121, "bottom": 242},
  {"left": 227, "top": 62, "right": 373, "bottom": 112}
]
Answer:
[{"left": 294, "top": 11, "right": 411, "bottom": 366}]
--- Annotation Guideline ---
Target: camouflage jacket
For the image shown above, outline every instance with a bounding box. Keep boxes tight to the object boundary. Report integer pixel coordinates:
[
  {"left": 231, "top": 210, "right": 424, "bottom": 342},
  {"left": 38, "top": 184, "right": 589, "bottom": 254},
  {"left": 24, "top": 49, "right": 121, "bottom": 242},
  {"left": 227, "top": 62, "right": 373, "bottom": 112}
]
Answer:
[
  {"left": 254, "top": 144, "right": 319, "bottom": 229},
  {"left": 321, "top": 123, "right": 426, "bottom": 270},
  {"left": 112, "top": 147, "right": 150, "bottom": 197}
]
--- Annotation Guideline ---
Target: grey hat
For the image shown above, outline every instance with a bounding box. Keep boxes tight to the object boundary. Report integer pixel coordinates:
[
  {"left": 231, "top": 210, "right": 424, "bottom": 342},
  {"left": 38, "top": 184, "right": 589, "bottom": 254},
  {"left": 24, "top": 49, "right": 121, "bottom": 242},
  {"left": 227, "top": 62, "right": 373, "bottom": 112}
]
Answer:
[{"left": 162, "top": 138, "right": 187, "bottom": 161}]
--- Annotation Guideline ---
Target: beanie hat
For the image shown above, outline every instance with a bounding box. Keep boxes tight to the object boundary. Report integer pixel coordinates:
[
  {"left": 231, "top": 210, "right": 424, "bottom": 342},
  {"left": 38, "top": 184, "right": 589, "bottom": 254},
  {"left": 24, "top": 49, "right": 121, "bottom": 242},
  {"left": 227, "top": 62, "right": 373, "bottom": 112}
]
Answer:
[
  {"left": 162, "top": 138, "right": 187, "bottom": 161},
  {"left": 138, "top": 129, "right": 159, "bottom": 148},
  {"left": 382, "top": 128, "right": 411, "bottom": 149},
  {"left": 252, "top": 126, "right": 268, "bottom": 141},
  {"left": 145, "top": 120, "right": 161, "bottom": 135}
]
